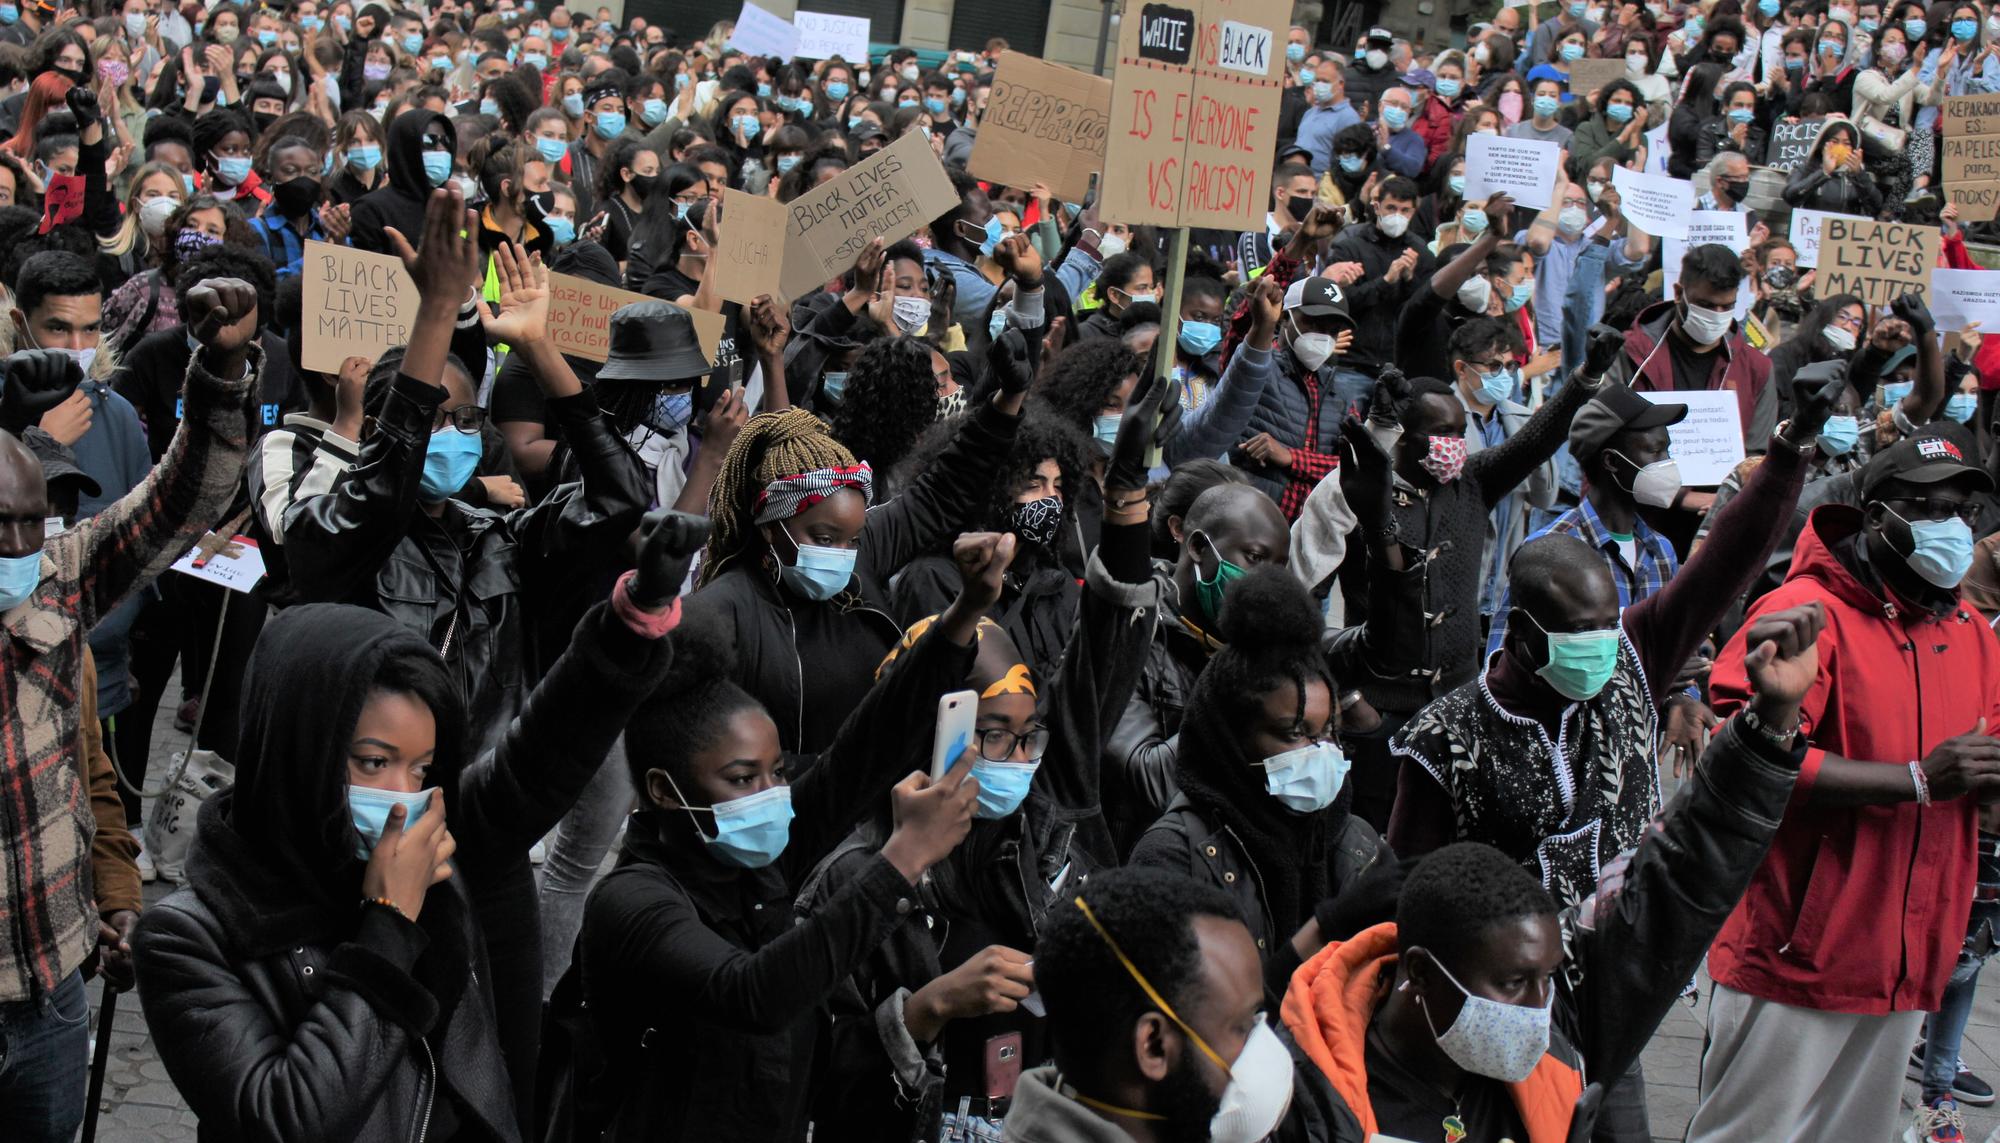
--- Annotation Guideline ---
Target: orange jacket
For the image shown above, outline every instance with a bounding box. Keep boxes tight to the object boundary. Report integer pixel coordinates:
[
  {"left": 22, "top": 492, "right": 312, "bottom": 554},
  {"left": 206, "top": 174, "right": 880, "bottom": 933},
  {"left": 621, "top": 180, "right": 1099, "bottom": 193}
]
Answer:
[{"left": 1280, "top": 923, "right": 1583, "bottom": 1143}]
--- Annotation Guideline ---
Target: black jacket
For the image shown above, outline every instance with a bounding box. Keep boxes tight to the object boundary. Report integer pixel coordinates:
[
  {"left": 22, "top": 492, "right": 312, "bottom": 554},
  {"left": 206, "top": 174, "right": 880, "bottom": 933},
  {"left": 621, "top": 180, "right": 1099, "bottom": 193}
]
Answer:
[
  {"left": 1104, "top": 563, "right": 1211, "bottom": 852},
  {"left": 559, "top": 623, "right": 977, "bottom": 1142},
  {"left": 683, "top": 398, "right": 1020, "bottom": 754},
  {"left": 350, "top": 110, "right": 455, "bottom": 257},
  {"left": 1325, "top": 224, "right": 1436, "bottom": 373},
  {"left": 890, "top": 548, "right": 1079, "bottom": 680},
  {"left": 131, "top": 597, "right": 679, "bottom": 1142},
  {"left": 1783, "top": 159, "right": 1883, "bottom": 217},
  {"left": 1695, "top": 114, "right": 1769, "bottom": 166},
  {"left": 282, "top": 374, "right": 648, "bottom": 756},
  {"left": 799, "top": 523, "right": 1161, "bottom": 1140}
]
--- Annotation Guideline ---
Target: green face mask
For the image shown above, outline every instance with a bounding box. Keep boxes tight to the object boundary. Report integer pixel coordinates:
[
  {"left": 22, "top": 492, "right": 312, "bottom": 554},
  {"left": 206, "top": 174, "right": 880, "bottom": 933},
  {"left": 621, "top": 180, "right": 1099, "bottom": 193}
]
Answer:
[
  {"left": 1521, "top": 609, "right": 1620, "bottom": 701},
  {"left": 1191, "top": 531, "right": 1247, "bottom": 624}
]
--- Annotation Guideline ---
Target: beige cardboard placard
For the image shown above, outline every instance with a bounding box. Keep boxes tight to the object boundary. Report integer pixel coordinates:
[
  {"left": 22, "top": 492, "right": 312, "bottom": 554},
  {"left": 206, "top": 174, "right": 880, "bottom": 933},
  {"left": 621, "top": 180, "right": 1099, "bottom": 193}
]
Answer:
[
  {"left": 546, "top": 273, "right": 723, "bottom": 365},
  {"left": 1944, "top": 132, "right": 2000, "bottom": 183},
  {"left": 779, "top": 128, "right": 958, "bottom": 301},
  {"left": 1101, "top": 0, "right": 1291, "bottom": 231},
  {"left": 1947, "top": 179, "right": 2000, "bottom": 222},
  {"left": 968, "top": 51, "right": 1113, "bottom": 204},
  {"left": 711, "top": 188, "right": 788, "bottom": 306},
  {"left": 1942, "top": 94, "right": 2000, "bottom": 137},
  {"left": 1816, "top": 216, "right": 1939, "bottom": 307},
  {"left": 300, "top": 240, "right": 420, "bottom": 374},
  {"left": 1564, "top": 58, "right": 1626, "bottom": 102}
]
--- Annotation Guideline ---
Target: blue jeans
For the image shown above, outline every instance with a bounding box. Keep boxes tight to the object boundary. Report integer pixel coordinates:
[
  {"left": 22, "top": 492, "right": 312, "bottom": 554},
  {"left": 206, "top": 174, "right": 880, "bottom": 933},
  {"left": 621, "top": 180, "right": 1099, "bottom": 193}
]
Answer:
[
  {"left": 1922, "top": 898, "right": 1998, "bottom": 1099},
  {"left": 0, "top": 969, "right": 90, "bottom": 1143},
  {"left": 1331, "top": 368, "right": 1377, "bottom": 422}
]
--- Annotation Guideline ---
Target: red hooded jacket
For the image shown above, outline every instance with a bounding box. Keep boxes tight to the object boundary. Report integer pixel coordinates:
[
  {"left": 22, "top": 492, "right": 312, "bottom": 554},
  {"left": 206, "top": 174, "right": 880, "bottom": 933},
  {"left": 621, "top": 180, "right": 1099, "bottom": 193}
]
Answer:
[
  {"left": 1708, "top": 504, "right": 2000, "bottom": 1014},
  {"left": 1608, "top": 298, "right": 1774, "bottom": 449}
]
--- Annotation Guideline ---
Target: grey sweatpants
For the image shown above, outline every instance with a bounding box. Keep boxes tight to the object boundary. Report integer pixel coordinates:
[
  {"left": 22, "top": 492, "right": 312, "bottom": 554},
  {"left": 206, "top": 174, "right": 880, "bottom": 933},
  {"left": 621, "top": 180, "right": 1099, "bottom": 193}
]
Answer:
[{"left": 1684, "top": 982, "right": 1924, "bottom": 1143}]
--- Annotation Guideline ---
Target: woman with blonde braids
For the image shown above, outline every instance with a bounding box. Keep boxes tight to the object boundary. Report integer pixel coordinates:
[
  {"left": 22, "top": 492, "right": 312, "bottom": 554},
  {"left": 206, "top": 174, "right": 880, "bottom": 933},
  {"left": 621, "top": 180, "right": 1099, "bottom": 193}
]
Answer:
[{"left": 682, "top": 329, "right": 1035, "bottom": 754}]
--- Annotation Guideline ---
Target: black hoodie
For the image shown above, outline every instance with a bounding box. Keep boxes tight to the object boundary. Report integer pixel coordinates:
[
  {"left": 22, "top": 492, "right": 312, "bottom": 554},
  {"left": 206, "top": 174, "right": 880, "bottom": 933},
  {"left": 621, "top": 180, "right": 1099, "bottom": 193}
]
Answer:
[{"left": 349, "top": 109, "right": 456, "bottom": 256}]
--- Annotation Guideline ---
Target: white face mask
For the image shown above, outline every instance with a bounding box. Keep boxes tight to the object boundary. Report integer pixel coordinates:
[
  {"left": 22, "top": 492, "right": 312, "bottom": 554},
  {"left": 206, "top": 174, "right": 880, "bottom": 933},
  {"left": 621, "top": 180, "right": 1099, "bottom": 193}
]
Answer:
[
  {"left": 1678, "top": 296, "right": 1734, "bottom": 345},
  {"left": 1417, "top": 950, "right": 1553, "bottom": 1083},
  {"left": 1366, "top": 48, "right": 1389, "bottom": 68},
  {"left": 1289, "top": 315, "right": 1336, "bottom": 371},
  {"left": 891, "top": 294, "right": 932, "bottom": 334},
  {"left": 1096, "top": 232, "right": 1128, "bottom": 258},
  {"left": 1207, "top": 1021, "right": 1296, "bottom": 1143},
  {"left": 1558, "top": 205, "right": 1590, "bottom": 232},
  {"left": 1456, "top": 274, "right": 1493, "bottom": 313},
  {"left": 1615, "top": 451, "right": 1683, "bottom": 507},
  {"left": 1822, "top": 323, "right": 1857, "bottom": 352},
  {"left": 1377, "top": 211, "right": 1410, "bottom": 238},
  {"left": 1260, "top": 740, "right": 1350, "bottom": 813},
  {"left": 138, "top": 195, "right": 180, "bottom": 237}
]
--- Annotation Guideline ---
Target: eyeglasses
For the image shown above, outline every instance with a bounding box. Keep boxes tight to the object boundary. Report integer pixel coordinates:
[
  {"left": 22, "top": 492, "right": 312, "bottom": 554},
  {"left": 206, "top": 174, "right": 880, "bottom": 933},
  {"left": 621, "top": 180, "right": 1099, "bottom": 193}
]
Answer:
[
  {"left": 434, "top": 405, "right": 487, "bottom": 433},
  {"left": 1830, "top": 311, "right": 1865, "bottom": 330},
  {"left": 1885, "top": 497, "right": 1980, "bottom": 524},
  {"left": 974, "top": 725, "right": 1050, "bottom": 763}
]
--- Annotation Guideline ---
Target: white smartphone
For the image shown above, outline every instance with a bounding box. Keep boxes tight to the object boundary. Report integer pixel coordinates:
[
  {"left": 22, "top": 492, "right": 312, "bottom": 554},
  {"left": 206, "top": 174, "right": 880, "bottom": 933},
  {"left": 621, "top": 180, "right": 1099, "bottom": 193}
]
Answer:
[{"left": 932, "top": 689, "right": 979, "bottom": 780}]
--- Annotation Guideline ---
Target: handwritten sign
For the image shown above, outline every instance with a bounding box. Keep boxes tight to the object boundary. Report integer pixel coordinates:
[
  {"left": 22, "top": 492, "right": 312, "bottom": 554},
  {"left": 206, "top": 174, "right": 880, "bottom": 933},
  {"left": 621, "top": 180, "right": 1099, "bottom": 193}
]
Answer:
[
  {"left": 1944, "top": 132, "right": 2000, "bottom": 183},
  {"left": 1565, "top": 58, "right": 1625, "bottom": 101},
  {"left": 1464, "top": 133, "right": 1560, "bottom": 211},
  {"left": 546, "top": 273, "right": 723, "bottom": 364},
  {"left": 1645, "top": 123, "right": 1670, "bottom": 173},
  {"left": 727, "top": 0, "right": 799, "bottom": 58},
  {"left": 1763, "top": 120, "right": 1822, "bottom": 173},
  {"left": 779, "top": 127, "right": 959, "bottom": 301},
  {"left": 1926, "top": 267, "right": 2000, "bottom": 333},
  {"left": 1786, "top": 207, "right": 1851, "bottom": 268},
  {"left": 171, "top": 534, "right": 267, "bottom": 593},
  {"left": 1610, "top": 166, "right": 1694, "bottom": 239},
  {"left": 1941, "top": 93, "right": 2000, "bottom": 137},
  {"left": 300, "top": 240, "right": 419, "bottom": 374},
  {"left": 1101, "top": 0, "right": 1290, "bottom": 230},
  {"left": 39, "top": 173, "right": 83, "bottom": 233},
  {"left": 793, "top": 11, "right": 868, "bottom": 60},
  {"left": 712, "top": 188, "right": 788, "bottom": 305},
  {"left": 1817, "top": 216, "right": 1938, "bottom": 306},
  {"left": 1948, "top": 180, "right": 2000, "bottom": 222},
  {"left": 1643, "top": 390, "right": 1743, "bottom": 485},
  {"left": 1663, "top": 210, "right": 1753, "bottom": 322},
  {"left": 969, "top": 51, "right": 1113, "bottom": 204}
]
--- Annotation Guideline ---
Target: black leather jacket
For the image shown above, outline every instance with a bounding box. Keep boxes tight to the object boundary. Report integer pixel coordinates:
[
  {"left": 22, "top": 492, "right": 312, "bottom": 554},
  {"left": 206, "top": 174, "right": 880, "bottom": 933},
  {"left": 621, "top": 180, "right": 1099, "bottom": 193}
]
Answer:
[{"left": 283, "top": 373, "right": 648, "bottom": 755}]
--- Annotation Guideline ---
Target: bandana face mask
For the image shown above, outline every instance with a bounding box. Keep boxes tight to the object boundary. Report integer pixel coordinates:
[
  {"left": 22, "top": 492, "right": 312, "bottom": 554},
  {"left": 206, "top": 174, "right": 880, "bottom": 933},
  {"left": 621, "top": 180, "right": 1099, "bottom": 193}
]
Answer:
[{"left": 1419, "top": 434, "right": 1468, "bottom": 483}]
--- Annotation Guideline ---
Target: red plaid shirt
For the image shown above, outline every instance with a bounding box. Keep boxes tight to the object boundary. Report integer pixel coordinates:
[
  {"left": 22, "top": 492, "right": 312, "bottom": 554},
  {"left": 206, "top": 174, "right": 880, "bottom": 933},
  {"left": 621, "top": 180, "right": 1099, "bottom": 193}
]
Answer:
[{"left": 1221, "top": 249, "right": 1341, "bottom": 521}]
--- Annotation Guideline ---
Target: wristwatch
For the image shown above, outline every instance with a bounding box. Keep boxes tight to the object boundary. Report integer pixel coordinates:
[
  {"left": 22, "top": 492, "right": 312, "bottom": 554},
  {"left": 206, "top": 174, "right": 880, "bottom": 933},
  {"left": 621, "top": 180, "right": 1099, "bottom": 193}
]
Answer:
[{"left": 1739, "top": 706, "right": 1801, "bottom": 748}]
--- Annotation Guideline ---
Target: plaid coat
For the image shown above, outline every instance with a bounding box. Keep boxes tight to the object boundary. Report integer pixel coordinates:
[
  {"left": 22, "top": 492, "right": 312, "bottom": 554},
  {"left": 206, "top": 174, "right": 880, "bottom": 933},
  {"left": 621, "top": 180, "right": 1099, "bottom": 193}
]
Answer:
[{"left": 0, "top": 347, "right": 254, "bottom": 1000}]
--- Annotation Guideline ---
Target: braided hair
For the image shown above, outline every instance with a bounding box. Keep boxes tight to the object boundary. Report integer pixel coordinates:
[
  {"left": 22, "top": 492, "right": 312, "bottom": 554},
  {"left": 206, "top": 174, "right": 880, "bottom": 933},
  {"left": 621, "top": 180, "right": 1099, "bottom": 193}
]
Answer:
[{"left": 699, "top": 407, "right": 861, "bottom": 587}]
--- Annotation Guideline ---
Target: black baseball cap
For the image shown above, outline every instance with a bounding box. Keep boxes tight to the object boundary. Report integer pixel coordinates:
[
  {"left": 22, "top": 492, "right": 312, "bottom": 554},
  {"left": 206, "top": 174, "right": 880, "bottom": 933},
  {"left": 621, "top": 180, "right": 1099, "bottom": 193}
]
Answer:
[
  {"left": 1862, "top": 423, "right": 1995, "bottom": 500},
  {"left": 1283, "top": 277, "right": 1353, "bottom": 328},
  {"left": 596, "top": 301, "right": 712, "bottom": 382},
  {"left": 1568, "top": 381, "right": 1688, "bottom": 463}
]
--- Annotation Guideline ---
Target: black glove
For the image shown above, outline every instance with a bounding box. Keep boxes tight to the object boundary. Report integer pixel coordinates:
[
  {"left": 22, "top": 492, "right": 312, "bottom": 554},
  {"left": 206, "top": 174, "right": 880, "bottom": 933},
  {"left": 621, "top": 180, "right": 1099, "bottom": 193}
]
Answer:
[
  {"left": 0, "top": 350, "right": 81, "bottom": 435},
  {"left": 630, "top": 508, "right": 710, "bottom": 610},
  {"left": 1106, "top": 373, "right": 1180, "bottom": 495},
  {"left": 1366, "top": 365, "right": 1413, "bottom": 428},
  {"left": 1337, "top": 414, "right": 1394, "bottom": 537},
  {"left": 985, "top": 326, "right": 1034, "bottom": 396},
  {"left": 1892, "top": 291, "right": 1935, "bottom": 339},
  {"left": 1789, "top": 359, "right": 1846, "bottom": 440},
  {"left": 64, "top": 83, "right": 99, "bottom": 129},
  {"left": 1583, "top": 322, "right": 1624, "bottom": 378}
]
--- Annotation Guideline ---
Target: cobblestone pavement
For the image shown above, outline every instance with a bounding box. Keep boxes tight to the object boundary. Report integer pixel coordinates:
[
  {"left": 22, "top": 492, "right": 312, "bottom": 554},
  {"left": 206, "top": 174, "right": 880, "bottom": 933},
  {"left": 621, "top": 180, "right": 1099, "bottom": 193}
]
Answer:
[{"left": 73, "top": 688, "right": 2000, "bottom": 1142}]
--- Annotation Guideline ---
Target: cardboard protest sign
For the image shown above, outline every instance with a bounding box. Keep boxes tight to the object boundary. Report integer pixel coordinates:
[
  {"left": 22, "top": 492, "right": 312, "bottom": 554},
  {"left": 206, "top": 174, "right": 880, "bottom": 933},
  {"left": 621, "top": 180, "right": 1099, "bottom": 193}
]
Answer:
[
  {"left": 1763, "top": 120, "right": 1822, "bottom": 172},
  {"left": 779, "top": 128, "right": 959, "bottom": 301},
  {"left": 793, "top": 11, "right": 868, "bottom": 59},
  {"left": 1941, "top": 93, "right": 2000, "bottom": 136},
  {"left": 728, "top": 0, "right": 798, "bottom": 58},
  {"left": 1610, "top": 166, "right": 1693, "bottom": 239},
  {"left": 301, "top": 240, "right": 420, "bottom": 374},
  {"left": 712, "top": 188, "right": 788, "bottom": 305},
  {"left": 1565, "top": 59, "right": 1625, "bottom": 101},
  {"left": 1947, "top": 180, "right": 2000, "bottom": 222},
  {"left": 1663, "top": 210, "right": 1753, "bottom": 322},
  {"left": 546, "top": 273, "right": 723, "bottom": 364},
  {"left": 1927, "top": 267, "right": 2000, "bottom": 333},
  {"left": 1786, "top": 207, "right": 1848, "bottom": 268},
  {"left": 1464, "top": 133, "right": 1560, "bottom": 211},
  {"left": 1816, "top": 216, "right": 1938, "bottom": 306},
  {"left": 1101, "top": 0, "right": 1290, "bottom": 231},
  {"left": 1943, "top": 133, "right": 2000, "bottom": 183},
  {"left": 969, "top": 51, "right": 1113, "bottom": 205},
  {"left": 1643, "top": 390, "right": 1743, "bottom": 485}
]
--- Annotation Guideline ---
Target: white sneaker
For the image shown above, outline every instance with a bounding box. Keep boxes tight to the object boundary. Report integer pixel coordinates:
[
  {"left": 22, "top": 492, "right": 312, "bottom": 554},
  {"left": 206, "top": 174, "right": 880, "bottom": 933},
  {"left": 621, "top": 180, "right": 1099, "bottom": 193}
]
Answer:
[
  {"left": 134, "top": 836, "right": 156, "bottom": 883},
  {"left": 529, "top": 840, "right": 547, "bottom": 865}
]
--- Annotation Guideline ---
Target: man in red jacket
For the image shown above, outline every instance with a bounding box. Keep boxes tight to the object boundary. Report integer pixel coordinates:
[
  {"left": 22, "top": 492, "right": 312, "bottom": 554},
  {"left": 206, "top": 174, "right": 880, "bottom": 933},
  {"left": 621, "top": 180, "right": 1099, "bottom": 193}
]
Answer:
[{"left": 1690, "top": 424, "right": 2000, "bottom": 1143}]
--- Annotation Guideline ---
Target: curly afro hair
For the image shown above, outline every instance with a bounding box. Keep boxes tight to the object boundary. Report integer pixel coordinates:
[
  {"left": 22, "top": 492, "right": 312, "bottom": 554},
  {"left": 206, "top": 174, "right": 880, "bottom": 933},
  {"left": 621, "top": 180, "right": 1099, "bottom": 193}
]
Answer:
[
  {"left": 828, "top": 334, "right": 944, "bottom": 475},
  {"left": 1032, "top": 337, "right": 1143, "bottom": 436},
  {"left": 1397, "top": 841, "right": 1557, "bottom": 970},
  {"left": 624, "top": 603, "right": 768, "bottom": 794}
]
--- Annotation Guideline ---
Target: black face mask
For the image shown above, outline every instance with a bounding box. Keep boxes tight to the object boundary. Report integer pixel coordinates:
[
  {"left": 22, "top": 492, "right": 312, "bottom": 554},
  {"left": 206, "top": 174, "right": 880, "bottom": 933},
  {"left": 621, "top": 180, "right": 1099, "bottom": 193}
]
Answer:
[
  {"left": 1010, "top": 495, "right": 1063, "bottom": 549},
  {"left": 1716, "top": 178, "right": 1748, "bottom": 201},
  {"left": 525, "top": 189, "right": 555, "bottom": 221},
  {"left": 253, "top": 111, "right": 279, "bottom": 136},
  {"left": 1285, "top": 193, "right": 1315, "bottom": 222},
  {"left": 273, "top": 174, "right": 321, "bottom": 218},
  {"left": 628, "top": 172, "right": 659, "bottom": 199}
]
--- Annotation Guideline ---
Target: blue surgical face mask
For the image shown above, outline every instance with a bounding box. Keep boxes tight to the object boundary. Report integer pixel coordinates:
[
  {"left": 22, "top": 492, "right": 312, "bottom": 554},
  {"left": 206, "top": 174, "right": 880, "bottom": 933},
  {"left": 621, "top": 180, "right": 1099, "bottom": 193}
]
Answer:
[
  {"left": 259, "top": 28, "right": 278, "bottom": 45},
  {"left": 734, "top": 113, "right": 762, "bottom": 139},
  {"left": 1882, "top": 379, "right": 1914, "bottom": 407},
  {"left": 348, "top": 145, "right": 382, "bottom": 172},
  {"left": 972, "top": 759, "right": 1039, "bottom": 818},
  {"left": 924, "top": 95, "right": 949, "bottom": 116},
  {"left": 1507, "top": 279, "right": 1535, "bottom": 311},
  {"left": 1819, "top": 414, "right": 1861, "bottom": 454},
  {"left": 826, "top": 80, "right": 849, "bottom": 101},
  {"left": 421, "top": 150, "right": 454, "bottom": 188},
  {"left": 1561, "top": 41, "right": 1587, "bottom": 61},
  {"left": 1436, "top": 77, "right": 1463, "bottom": 99},
  {"left": 0, "top": 549, "right": 40, "bottom": 609},
  {"left": 535, "top": 135, "right": 568, "bottom": 164},
  {"left": 552, "top": 26, "right": 568, "bottom": 40},
  {"left": 420, "top": 426, "right": 482, "bottom": 501},
  {"left": 522, "top": 52, "right": 547, "bottom": 70},
  {"left": 555, "top": 90, "right": 580, "bottom": 117},
  {"left": 1955, "top": 17, "right": 1978, "bottom": 40},
  {"left": 1179, "top": 319, "right": 1223, "bottom": 356},
  {"left": 848, "top": 114, "right": 864, "bottom": 131},
  {"left": 777, "top": 533, "right": 858, "bottom": 600},
  {"left": 1338, "top": 153, "right": 1366, "bottom": 173},
  {"left": 1534, "top": 94, "right": 1561, "bottom": 119},
  {"left": 675, "top": 72, "right": 691, "bottom": 91},
  {"left": 1448, "top": 173, "right": 1467, "bottom": 196},
  {"left": 1727, "top": 106, "right": 1755, "bottom": 124},
  {"left": 402, "top": 32, "right": 424, "bottom": 54},
  {"left": 545, "top": 215, "right": 574, "bottom": 244},
  {"left": 1092, "top": 412, "right": 1122, "bottom": 454},
  {"left": 1476, "top": 365, "right": 1514, "bottom": 405},
  {"left": 1760, "top": 0, "right": 1781, "bottom": 15},
  {"left": 686, "top": 783, "right": 795, "bottom": 868},
  {"left": 1460, "top": 207, "right": 1489, "bottom": 235},
  {"left": 820, "top": 371, "right": 849, "bottom": 402},
  {"left": 215, "top": 155, "right": 253, "bottom": 185},
  {"left": 1907, "top": 18, "right": 1928, "bottom": 37},
  {"left": 0, "top": 4, "right": 20, "bottom": 23},
  {"left": 757, "top": 82, "right": 773, "bottom": 98},
  {"left": 1947, "top": 392, "right": 1979, "bottom": 423},
  {"left": 1313, "top": 79, "right": 1333, "bottom": 102},
  {"left": 1606, "top": 101, "right": 1634, "bottom": 122},
  {"left": 641, "top": 98, "right": 668, "bottom": 125},
  {"left": 1287, "top": 41, "right": 1306, "bottom": 62},
  {"left": 1261, "top": 741, "right": 1350, "bottom": 813},
  {"left": 1383, "top": 104, "right": 1410, "bottom": 129},
  {"left": 594, "top": 110, "right": 627, "bottom": 138},
  {"left": 1887, "top": 506, "right": 1976, "bottom": 588},
  {"left": 775, "top": 153, "right": 800, "bottom": 174},
  {"left": 430, "top": 54, "right": 451, "bottom": 71},
  {"left": 348, "top": 786, "right": 432, "bottom": 857}
]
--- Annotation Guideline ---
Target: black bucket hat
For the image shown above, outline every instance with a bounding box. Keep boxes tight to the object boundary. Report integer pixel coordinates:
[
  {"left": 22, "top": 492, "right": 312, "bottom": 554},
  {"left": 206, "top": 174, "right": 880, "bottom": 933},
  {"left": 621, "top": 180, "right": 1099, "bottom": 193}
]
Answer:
[{"left": 596, "top": 301, "right": 712, "bottom": 382}]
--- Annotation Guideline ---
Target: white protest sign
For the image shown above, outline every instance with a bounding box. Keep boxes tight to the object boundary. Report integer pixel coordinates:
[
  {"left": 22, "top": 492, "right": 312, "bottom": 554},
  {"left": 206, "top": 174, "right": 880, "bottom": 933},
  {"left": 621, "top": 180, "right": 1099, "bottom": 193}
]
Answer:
[
  {"left": 1787, "top": 207, "right": 1854, "bottom": 269},
  {"left": 1464, "top": 133, "right": 1559, "bottom": 211},
  {"left": 1611, "top": 165, "right": 1694, "bottom": 239},
  {"left": 1642, "top": 390, "right": 1744, "bottom": 485},
  {"left": 1928, "top": 267, "right": 2000, "bottom": 333},
  {"left": 1663, "top": 210, "right": 1753, "bottom": 322},
  {"left": 171, "top": 534, "right": 267, "bottom": 594},
  {"left": 727, "top": 0, "right": 798, "bottom": 58},
  {"left": 1645, "top": 124, "right": 1670, "bottom": 173},
  {"left": 794, "top": 11, "right": 868, "bottom": 60}
]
